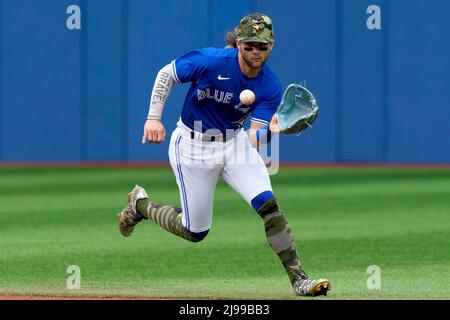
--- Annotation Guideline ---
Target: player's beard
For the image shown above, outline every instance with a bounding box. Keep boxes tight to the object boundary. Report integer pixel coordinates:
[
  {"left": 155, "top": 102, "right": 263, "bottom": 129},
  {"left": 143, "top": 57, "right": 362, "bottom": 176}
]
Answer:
[{"left": 241, "top": 54, "right": 266, "bottom": 70}]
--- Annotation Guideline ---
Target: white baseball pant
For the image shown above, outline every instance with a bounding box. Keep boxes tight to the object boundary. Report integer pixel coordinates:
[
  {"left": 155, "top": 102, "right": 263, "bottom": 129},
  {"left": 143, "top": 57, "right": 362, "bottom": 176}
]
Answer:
[{"left": 168, "top": 120, "right": 272, "bottom": 233}]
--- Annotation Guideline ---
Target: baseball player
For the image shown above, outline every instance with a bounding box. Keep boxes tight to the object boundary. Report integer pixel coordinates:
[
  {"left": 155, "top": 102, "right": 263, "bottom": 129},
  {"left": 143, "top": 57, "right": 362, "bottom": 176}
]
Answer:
[{"left": 118, "top": 13, "right": 330, "bottom": 297}]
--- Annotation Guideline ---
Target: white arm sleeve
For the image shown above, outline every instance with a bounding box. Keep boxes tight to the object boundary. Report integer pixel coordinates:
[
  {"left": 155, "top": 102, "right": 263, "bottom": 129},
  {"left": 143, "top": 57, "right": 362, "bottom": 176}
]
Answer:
[{"left": 147, "top": 64, "right": 176, "bottom": 120}]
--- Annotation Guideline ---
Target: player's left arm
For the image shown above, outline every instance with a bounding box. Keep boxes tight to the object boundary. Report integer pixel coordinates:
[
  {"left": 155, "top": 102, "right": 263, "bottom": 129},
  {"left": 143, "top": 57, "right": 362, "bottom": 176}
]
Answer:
[
  {"left": 248, "top": 121, "right": 265, "bottom": 148},
  {"left": 248, "top": 83, "right": 283, "bottom": 148},
  {"left": 248, "top": 114, "right": 280, "bottom": 148}
]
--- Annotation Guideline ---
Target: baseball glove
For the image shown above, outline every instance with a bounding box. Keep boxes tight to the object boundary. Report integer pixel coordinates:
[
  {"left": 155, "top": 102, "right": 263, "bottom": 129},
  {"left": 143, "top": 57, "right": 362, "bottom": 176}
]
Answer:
[{"left": 276, "top": 83, "right": 319, "bottom": 134}]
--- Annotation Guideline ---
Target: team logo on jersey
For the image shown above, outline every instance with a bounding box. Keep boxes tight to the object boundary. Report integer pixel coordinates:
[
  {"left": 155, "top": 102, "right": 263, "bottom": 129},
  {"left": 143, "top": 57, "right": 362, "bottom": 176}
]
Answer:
[
  {"left": 234, "top": 102, "right": 250, "bottom": 113},
  {"left": 232, "top": 115, "right": 247, "bottom": 128},
  {"left": 197, "top": 88, "right": 233, "bottom": 104}
]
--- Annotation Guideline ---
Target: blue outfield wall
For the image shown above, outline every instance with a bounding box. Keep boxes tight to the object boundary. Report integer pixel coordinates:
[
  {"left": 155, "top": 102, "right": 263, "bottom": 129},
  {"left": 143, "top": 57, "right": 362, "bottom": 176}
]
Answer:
[
  {"left": 83, "top": 0, "right": 127, "bottom": 161},
  {"left": 1, "top": 0, "right": 82, "bottom": 161},
  {"left": 0, "top": 0, "right": 449, "bottom": 163}
]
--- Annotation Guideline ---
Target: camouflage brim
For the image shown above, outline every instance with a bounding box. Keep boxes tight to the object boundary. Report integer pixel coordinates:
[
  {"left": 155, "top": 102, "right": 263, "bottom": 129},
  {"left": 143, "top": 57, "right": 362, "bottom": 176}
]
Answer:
[{"left": 238, "top": 36, "right": 273, "bottom": 44}]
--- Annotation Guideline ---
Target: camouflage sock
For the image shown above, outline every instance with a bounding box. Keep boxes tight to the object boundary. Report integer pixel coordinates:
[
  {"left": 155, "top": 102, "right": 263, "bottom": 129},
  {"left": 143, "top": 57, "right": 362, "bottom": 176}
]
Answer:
[
  {"left": 257, "top": 198, "right": 307, "bottom": 285},
  {"left": 136, "top": 199, "right": 197, "bottom": 242}
]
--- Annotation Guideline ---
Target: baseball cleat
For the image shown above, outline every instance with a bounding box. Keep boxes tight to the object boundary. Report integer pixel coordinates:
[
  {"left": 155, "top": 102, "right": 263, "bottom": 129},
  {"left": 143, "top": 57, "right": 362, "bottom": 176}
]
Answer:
[
  {"left": 293, "top": 277, "right": 331, "bottom": 297},
  {"left": 117, "top": 185, "right": 149, "bottom": 237}
]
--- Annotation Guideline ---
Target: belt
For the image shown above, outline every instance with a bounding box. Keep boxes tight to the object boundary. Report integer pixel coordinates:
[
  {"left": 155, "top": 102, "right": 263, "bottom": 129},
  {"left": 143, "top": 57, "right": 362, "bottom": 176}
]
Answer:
[
  {"left": 178, "top": 119, "right": 238, "bottom": 142},
  {"left": 189, "top": 130, "right": 229, "bottom": 142}
]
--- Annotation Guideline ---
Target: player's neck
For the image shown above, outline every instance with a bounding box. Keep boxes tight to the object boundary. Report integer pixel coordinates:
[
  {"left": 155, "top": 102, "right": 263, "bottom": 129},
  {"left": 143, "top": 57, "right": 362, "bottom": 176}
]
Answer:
[{"left": 238, "top": 53, "right": 262, "bottom": 78}]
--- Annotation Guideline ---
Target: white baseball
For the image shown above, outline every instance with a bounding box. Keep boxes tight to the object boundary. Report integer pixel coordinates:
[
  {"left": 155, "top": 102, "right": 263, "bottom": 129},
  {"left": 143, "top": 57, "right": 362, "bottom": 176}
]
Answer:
[{"left": 239, "top": 89, "right": 255, "bottom": 105}]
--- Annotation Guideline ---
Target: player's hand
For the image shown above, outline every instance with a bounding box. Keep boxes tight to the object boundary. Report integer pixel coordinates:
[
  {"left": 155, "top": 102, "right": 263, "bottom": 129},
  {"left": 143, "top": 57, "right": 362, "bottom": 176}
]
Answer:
[
  {"left": 269, "top": 113, "right": 281, "bottom": 133},
  {"left": 142, "top": 119, "right": 166, "bottom": 144}
]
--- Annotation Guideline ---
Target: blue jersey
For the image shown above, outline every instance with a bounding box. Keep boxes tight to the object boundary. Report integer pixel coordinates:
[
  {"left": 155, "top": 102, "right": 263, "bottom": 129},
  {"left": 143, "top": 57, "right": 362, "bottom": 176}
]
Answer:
[{"left": 171, "top": 47, "right": 282, "bottom": 134}]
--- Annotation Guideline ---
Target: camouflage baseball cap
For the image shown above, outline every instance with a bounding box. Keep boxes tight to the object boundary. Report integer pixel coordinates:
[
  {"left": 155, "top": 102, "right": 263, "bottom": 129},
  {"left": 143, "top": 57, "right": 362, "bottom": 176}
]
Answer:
[{"left": 237, "top": 13, "right": 274, "bottom": 43}]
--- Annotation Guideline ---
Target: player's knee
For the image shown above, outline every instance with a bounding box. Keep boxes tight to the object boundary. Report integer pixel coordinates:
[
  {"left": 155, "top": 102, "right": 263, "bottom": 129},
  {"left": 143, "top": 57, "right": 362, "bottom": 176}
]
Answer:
[
  {"left": 251, "top": 191, "right": 279, "bottom": 218},
  {"left": 188, "top": 229, "right": 209, "bottom": 242}
]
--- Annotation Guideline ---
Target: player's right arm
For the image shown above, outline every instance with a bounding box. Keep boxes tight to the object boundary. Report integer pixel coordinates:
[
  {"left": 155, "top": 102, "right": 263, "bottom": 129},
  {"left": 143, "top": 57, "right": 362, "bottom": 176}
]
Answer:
[
  {"left": 142, "top": 64, "right": 175, "bottom": 144},
  {"left": 143, "top": 49, "right": 209, "bottom": 144}
]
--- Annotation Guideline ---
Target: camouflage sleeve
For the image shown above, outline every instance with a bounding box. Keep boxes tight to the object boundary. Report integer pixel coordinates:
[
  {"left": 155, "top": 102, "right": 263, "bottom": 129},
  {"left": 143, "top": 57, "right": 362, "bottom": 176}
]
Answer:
[{"left": 147, "top": 64, "right": 176, "bottom": 120}]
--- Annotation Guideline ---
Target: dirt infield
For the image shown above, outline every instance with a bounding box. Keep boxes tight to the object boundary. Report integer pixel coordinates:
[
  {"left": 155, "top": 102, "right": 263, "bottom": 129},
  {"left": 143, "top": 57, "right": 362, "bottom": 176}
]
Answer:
[{"left": 0, "top": 295, "right": 166, "bottom": 300}]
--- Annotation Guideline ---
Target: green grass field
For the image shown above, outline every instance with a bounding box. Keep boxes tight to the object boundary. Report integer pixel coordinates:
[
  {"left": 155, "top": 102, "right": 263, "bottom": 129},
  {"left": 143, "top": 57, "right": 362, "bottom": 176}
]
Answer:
[{"left": 0, "top": 166, "right": 449, "bottom": 299}]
